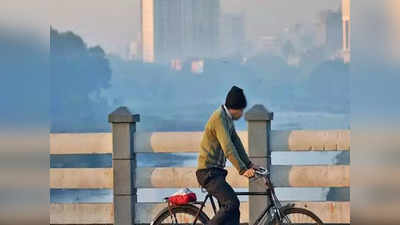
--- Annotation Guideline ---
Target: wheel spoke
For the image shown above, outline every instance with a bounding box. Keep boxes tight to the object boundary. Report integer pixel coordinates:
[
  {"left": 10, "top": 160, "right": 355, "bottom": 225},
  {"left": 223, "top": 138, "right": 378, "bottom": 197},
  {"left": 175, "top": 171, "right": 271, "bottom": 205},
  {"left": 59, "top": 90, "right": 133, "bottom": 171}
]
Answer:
[{"left": 172, "top": 212, "right": 178, "bottom": 224}]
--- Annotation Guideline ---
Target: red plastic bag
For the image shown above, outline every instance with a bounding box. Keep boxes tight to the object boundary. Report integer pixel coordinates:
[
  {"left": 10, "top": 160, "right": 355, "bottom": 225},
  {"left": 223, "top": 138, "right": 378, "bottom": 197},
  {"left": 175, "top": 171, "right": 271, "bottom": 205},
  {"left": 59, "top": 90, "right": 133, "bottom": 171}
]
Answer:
[{"left": 168, "top": 188, "right": 197, "bottom": 205}]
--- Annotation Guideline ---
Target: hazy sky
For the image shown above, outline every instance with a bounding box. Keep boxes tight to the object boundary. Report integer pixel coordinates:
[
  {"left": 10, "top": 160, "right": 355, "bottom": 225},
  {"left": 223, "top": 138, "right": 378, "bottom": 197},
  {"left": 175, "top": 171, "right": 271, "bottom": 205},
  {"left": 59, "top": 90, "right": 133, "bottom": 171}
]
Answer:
[{"left": 50, "top": 0, "right": 340, "bottom": 57}]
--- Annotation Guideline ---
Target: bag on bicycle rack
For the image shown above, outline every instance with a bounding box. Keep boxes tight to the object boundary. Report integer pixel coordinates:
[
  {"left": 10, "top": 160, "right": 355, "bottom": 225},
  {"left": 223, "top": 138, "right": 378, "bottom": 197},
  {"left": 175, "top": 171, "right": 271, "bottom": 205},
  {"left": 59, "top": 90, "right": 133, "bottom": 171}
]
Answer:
[{"left": 167, "top": 188, "right": 197, "bottom": 205}]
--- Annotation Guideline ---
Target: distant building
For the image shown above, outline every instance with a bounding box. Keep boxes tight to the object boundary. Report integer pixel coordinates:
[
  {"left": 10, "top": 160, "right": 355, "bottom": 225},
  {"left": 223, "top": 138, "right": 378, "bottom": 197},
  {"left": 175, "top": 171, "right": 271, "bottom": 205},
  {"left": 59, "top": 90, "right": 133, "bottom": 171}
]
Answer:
[
  {"left": 384, "top": 0, "right": 400, "bottom": 61},
  {"left": 279, "top": 23, "right": 316, "bottom": 64},
  {"left": 191, "top": 60, "right": 204, "bottom": 74},
  {"left": 191, "top": 0, "right": 220, "bottom": 59},
  {"left": 170, "top": 59, "right": 183, "bottom": 71},
  {"left": 256, "top": 35, "right": 280, "bottom": 55},
  {"left": 315, "top": 1, "right": 351, "bottom": 63},
  {"left": 219, "top": 13, "right": 245, "bottom": 57},
  {"left": 342, "top": 0, "right": 351, "bottom": 63},
  {"left": 141, "top": 0, "right": 154, "bottom": 62},
  {"left": 128, "top": 41, "right": 139, "bottom": 61},
  {"left": 321, "top": 9, "right": 342, "bottom": 54},
  {"left": 140, "top": 0, "right": 220, "bottom": 64},
  {"left": 315, "top": 0, "right": 350, "bottom": 63}
]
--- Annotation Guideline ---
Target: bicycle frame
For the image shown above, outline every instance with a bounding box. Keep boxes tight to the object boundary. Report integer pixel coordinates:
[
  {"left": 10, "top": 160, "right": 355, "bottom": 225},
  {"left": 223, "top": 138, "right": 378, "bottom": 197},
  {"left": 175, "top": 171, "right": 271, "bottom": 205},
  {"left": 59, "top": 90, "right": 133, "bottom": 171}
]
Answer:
[{"left": 189, "top": 173, "right": 289, "bottom": 225}]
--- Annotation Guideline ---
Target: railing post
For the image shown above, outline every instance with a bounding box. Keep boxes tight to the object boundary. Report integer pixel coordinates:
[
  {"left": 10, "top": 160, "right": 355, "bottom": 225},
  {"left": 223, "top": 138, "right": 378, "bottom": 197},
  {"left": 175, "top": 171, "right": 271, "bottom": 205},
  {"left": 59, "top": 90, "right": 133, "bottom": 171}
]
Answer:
[
  {"left": 108, "top": 106, "right": 140, "bottom": 225},
  {"left": 245, "top": 104, "right": 273, "bottom": 225}
]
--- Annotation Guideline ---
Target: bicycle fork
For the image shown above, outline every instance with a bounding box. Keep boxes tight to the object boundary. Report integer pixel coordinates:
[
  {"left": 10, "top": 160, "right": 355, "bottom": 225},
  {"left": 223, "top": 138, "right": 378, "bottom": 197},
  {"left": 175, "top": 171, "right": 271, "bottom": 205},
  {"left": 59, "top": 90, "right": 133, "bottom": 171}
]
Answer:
[{"left": 267, "top": 189, "right": 293, "bottom": 225}]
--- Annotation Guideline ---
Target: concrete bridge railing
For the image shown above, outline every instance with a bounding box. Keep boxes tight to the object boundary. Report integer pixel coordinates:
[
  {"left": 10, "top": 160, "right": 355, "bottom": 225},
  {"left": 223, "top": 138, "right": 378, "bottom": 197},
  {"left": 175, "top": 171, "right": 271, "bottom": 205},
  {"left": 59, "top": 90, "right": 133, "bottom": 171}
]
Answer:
[{"left": 49, "top": 104, "right": 350, "bottom": 225}]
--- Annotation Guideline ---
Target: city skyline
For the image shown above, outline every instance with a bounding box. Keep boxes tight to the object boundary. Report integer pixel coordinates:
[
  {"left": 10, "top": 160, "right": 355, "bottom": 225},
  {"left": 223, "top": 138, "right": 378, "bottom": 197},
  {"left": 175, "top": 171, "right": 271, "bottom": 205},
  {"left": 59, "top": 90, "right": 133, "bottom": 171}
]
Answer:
[
  {"left": 50, "top": 0, "right": 341, "bottom": 59},
  {"left": 139, "top": 0, "right": 350, "bottom": 65}
]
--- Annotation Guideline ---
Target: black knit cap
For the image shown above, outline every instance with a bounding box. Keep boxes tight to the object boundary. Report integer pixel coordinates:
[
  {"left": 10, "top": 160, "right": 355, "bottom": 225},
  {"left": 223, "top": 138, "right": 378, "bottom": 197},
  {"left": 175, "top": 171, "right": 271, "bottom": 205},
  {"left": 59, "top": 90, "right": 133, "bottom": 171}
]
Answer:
[{"left": 225, "top": 85, "right": 247, "bottom": 109}]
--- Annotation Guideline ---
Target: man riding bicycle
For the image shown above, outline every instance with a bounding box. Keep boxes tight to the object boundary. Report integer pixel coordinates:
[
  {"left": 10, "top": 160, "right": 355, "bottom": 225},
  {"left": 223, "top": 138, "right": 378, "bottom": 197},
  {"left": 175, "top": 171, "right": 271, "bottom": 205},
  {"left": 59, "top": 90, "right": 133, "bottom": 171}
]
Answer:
[{"left": 196, "top": 85, "right": 261, "bottom": 225}]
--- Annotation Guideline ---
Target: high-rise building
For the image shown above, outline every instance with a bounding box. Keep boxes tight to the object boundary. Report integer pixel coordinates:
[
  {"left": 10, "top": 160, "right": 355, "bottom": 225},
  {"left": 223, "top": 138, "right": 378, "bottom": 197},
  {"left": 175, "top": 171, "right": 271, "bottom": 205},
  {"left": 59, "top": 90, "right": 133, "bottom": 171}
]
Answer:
[
  {"left": 191, "top": 0, "right": 220, "bottom": 59},
  {"left": 342, "top": 0, "right": 351, "bottom": 63},
  {"left": 140, "top": 0, "right": 220, "bottom": 64},
  {"left": 315, "top": 1, "right": 350, "bottom": 63},
  {"left": 385, "top": 0, "right": 400, "bottom": 61},
  {"left": 141, "top": 0, "right": 155, "bottom": 62},
  {"left": 325, "top": 10, "right": 342, "bottom": 54},
  {"left": 219, "top": 13, "right": 245, "bottom": 57}
]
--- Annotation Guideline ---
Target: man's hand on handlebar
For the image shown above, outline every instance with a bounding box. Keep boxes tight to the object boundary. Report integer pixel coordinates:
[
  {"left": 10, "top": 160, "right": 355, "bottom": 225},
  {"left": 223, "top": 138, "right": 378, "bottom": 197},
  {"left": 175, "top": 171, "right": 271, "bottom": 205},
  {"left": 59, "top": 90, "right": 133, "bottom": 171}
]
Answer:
[
  {"left": 242, "top": 168, "right": 255, "bottom": 178},
  {"left": 242, "top": 165, "right": 268, "bottom": 178}
]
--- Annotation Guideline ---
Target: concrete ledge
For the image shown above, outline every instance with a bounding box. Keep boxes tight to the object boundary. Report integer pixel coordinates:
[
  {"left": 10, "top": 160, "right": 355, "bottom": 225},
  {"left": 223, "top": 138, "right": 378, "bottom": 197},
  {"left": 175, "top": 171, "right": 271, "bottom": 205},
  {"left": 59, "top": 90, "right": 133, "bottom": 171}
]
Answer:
[
  {"left": 49, "top": 166, "right": 349, "bottom": 189},
  {"left": 49, "top": 130, "right": 350, "bottom": 154}
]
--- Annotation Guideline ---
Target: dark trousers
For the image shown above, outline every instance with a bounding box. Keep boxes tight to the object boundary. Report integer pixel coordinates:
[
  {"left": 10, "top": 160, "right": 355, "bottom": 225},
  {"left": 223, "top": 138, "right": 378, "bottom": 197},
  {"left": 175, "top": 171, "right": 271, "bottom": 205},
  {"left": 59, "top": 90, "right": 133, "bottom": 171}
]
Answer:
[{"left": 196, "top": 167, "right": 240, "bottom": 225}]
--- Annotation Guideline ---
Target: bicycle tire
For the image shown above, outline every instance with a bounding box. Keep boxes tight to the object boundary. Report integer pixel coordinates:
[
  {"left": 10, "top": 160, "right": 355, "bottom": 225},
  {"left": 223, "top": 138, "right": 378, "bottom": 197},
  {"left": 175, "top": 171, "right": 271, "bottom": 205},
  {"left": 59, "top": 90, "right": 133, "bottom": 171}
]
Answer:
[
  {"left": 150, "top": 204, "right": 210, "bottom": 225},
  {"left": 271, "top": 207, "right": 324, "bottom": 225}
]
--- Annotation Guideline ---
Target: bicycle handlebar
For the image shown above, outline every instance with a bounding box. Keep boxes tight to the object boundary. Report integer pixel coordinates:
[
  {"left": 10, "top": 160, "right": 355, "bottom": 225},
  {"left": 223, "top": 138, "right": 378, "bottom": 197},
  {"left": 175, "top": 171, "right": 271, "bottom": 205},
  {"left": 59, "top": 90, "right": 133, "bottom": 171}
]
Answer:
[
  {"left": 254, "top": 167, "right": 269, "bottom": 176},
  {"left": 249, "top": 167, "right": 273, "bottom": 189}
]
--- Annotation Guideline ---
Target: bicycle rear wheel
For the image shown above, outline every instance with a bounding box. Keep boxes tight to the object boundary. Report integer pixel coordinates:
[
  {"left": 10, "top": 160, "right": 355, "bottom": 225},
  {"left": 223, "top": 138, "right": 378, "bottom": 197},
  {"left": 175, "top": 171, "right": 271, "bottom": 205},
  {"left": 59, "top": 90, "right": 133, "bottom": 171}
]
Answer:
[
  {"left": 272, "top": 207, "right": 324, "bottom": 225},
  {"left": 151, "top": 204, "right": 210, "bottom": 225}
]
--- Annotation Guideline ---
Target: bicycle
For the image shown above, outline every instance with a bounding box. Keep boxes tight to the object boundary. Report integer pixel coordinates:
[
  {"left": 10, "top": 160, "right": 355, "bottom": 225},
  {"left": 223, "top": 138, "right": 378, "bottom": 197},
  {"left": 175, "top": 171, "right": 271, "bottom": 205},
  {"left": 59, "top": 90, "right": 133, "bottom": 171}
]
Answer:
[{"left": 150, "top": 167, "right": 324, "bottom": 225}]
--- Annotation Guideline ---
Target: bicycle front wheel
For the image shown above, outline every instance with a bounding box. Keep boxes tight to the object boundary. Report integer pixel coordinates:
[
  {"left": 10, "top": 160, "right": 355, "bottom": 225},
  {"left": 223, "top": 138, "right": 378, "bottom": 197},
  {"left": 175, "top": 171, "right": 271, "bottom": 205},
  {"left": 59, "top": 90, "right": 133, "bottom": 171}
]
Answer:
[
  {"left": 272, "top": 207, "right": 324, "bottom": 225},
  {"left": 151, "top": 204, "right": 210, "bottom": 225}
]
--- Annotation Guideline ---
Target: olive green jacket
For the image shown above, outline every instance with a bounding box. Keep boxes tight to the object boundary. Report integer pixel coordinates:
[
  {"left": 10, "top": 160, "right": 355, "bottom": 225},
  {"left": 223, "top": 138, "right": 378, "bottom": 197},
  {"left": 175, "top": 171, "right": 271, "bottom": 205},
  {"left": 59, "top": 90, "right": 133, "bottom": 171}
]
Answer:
[{"left": 197, "top": 104, "right": 252, "bottom": 175}]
